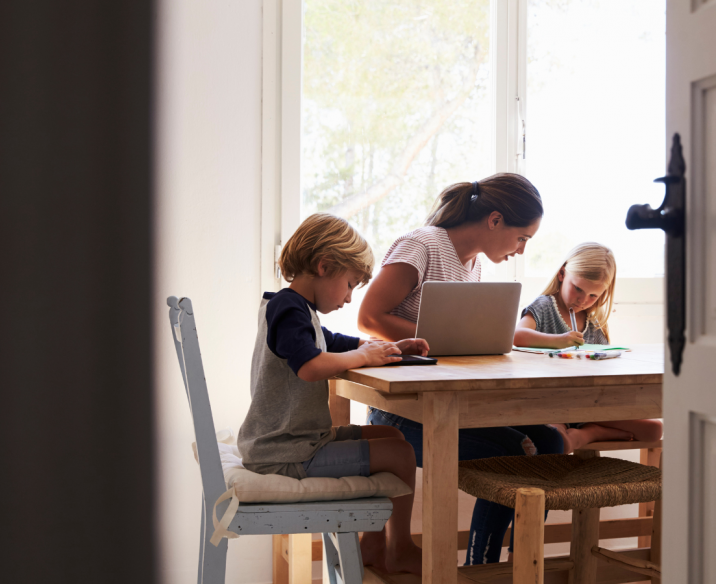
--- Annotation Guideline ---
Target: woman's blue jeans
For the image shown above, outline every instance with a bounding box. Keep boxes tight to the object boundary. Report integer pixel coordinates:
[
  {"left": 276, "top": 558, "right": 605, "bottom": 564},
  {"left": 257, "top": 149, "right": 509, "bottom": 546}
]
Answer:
[{"left": 366, "top": 407, "right": 563, "bottom": 565}]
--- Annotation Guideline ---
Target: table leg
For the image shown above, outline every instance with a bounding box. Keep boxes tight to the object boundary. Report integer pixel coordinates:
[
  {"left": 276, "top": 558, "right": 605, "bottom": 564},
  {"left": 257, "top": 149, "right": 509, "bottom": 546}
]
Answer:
[
  {"left": 272, "top": 534, "right": 289, "bottom": 584},
  {"left": 329, "top": 379, "right": 351, "bottom": 426},
  {"left": 423, "top": 391, "right": 459, "bottom": 584}
]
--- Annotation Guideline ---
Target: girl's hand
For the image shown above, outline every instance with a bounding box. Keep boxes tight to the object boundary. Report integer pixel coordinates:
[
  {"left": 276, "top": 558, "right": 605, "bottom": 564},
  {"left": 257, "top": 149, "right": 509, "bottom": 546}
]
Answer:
[
  {"left": 559, "top": 331, "right": 584, "bottom": 348},
  {"left": 357, "top": 340, "right": 402, "bottom": 367},
  {"left": 395, "top": 338, "right": 430, "bottom": 356}
]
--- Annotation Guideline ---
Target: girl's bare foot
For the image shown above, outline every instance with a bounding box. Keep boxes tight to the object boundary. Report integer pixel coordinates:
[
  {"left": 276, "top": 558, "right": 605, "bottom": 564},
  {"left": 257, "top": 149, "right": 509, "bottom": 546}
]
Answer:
[
  {"left": 360, "top": 530, "right": 387, "bottom": 572},
  {"left": 549, "top": 423, "right": 633, "bottom": 454},
  {"left": 576, "top": 422, "right": 633, "bottom": 445},
  {"left": 384, "top": 541, "right": 423, "bottom": 576}
]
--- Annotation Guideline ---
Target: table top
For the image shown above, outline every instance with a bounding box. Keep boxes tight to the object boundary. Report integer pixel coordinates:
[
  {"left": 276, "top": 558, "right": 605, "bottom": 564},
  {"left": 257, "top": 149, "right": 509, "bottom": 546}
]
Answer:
[{"left": 337, "top": 344, "right": 664, "bottom": 394}]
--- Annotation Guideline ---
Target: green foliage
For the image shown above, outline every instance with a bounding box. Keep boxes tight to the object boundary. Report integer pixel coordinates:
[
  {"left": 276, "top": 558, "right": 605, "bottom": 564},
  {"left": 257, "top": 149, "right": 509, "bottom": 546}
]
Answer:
[{"left": 303, "top": 0, "right": 492, "bottom": 260}]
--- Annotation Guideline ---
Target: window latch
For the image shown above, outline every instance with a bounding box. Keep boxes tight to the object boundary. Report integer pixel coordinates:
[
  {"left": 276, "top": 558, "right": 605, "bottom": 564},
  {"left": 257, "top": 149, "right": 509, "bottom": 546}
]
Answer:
[
  {"left": 275, "top": 244, "right": 282, "bottom": 280},
  {"left": 516, "top": 96, "right": 526, "bottom": 160}
]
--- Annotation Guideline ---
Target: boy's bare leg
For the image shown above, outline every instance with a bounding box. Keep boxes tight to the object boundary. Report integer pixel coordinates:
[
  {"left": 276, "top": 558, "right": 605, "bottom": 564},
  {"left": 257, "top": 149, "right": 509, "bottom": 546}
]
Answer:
[
  {"left": 361, "top": 424, "right": 405, "bottom": 441},
  {"left": 358, "top": 426, "right": 403, "bottom": 571},
  {"left": 359, "top": 427, "right": 422, "bottom": 576},
  {"left": 548, "top": 423, "right": 633, "bottom": 454}
]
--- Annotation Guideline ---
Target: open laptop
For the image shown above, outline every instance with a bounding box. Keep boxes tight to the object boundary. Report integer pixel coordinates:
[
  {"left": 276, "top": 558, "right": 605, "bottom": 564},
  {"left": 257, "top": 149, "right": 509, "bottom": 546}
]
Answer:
[{"left": 415, "top": 281, "right": 522, "bottom": 356}]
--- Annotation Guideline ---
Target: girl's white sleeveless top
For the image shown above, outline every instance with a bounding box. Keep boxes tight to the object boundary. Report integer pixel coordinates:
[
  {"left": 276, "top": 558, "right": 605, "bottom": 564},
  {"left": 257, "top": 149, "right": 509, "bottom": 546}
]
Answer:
[{"left": 382, "top": 226, "right": 482, "bottom": 324}]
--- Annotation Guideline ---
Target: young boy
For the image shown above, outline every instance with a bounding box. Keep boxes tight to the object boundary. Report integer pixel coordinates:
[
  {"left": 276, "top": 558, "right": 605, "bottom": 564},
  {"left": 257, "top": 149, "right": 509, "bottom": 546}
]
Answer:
[{"left": 238, "top": 213, "right": 427, "bottom": 576}]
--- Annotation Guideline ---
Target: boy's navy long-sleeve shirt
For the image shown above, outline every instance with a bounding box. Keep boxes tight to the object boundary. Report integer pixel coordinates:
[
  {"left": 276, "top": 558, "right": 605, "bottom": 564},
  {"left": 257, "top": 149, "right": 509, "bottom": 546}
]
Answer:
[{"left": 265, "top": 288, "right": 360, "bottom": 374}]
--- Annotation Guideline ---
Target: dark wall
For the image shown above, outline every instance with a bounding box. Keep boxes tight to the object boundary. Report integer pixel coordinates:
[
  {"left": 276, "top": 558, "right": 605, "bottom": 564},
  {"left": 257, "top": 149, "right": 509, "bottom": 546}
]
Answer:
[{"left": 0, "top": 2, "right": 155, "bottom": 582}]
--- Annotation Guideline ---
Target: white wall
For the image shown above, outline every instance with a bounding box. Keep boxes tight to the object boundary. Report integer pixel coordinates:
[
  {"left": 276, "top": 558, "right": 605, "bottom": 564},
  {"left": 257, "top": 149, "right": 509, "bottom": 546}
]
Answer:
[{"left": 154, "top": 1, "right": 270, "bottom": 583}]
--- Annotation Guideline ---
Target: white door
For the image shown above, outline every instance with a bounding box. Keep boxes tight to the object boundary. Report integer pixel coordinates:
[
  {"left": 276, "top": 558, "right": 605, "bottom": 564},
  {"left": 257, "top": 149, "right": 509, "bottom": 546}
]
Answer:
[{"left": 661, "top": 1, "right": 716, "bottom": 582}]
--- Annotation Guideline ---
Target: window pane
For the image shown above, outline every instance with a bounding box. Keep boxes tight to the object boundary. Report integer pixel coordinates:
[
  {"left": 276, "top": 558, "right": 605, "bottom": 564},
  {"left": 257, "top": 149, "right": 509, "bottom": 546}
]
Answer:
[
  {"left": 302, "top": 0, "right": 494, "bottom": 335},
  {"left": 525, "top": 0, "right": 665, "bottom": 278}
]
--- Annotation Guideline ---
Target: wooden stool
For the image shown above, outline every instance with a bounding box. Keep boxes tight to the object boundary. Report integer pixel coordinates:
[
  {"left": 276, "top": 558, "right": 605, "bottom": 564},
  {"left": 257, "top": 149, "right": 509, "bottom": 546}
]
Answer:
[{"left": 458, "top": 450, "right": 662, "bottom": 584}]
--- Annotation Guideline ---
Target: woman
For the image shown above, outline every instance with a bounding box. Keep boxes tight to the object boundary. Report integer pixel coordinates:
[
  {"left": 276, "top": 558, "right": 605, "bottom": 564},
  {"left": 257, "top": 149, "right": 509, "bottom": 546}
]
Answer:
[{"left": 357, "top": 173, "right": 563, "bottom": 565}]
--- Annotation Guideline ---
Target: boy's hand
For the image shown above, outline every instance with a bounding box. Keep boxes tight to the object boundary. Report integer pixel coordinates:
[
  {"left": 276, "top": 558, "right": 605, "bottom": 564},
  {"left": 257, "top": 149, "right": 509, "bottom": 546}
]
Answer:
[
  {"left": 358, "top": 341, "right": 402, "bottom": 367},
  {"left": 559, "top": 331, "right": 584, "bottom": 348},
  {"left": 395, "top": 338, "right": 430, "bottom": 356}
]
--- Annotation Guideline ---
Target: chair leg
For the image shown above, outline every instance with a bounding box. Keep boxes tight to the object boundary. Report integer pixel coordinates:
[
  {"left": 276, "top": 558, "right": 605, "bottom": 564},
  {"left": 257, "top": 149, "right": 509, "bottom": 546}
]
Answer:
[
  {"left": 199, "top": 496, "right": 228, "bottom": 584},
  {"left": 331, "top": 532, "right": 364, "bottom": 584},
  {"left": 322, "top": 534, "right": 340, "bottom": 584},
  {"left": 198, "top": 499, "right": 207, "bottom": 584},
  {"left": 514, "top": 488, "right": 545, "bottom": 584}
]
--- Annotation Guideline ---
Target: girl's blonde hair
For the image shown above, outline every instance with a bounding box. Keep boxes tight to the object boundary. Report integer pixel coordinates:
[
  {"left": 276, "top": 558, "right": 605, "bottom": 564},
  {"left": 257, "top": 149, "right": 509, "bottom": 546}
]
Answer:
[
  {"left": 542, "top": 242, "right": 617, "bottom": 342},
  {"left": 279, "top": 213, "right": 375, "bottom": 285}
]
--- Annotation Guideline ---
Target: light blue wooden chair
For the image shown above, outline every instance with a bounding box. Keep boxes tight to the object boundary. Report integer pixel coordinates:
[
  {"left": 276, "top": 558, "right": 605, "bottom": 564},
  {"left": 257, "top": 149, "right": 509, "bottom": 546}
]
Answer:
[{"left": 167, "top": 296, "right": 392, "bottom": 584}]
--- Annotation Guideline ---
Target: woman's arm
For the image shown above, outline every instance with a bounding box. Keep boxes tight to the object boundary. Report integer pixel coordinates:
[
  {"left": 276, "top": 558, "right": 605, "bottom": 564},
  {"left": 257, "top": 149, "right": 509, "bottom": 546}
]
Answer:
[
  {"left": 513, "top": 313, "right": 584, "bottom": 349},
  {"left": 357, "top": 263, "right": 420, "bottom": 342}
]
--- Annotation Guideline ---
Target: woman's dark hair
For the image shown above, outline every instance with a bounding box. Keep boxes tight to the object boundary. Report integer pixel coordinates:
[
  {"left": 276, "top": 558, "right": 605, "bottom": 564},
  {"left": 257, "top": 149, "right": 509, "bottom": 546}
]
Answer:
[{"left": 425, "top": 173, "right": 543, "bottom": 229}]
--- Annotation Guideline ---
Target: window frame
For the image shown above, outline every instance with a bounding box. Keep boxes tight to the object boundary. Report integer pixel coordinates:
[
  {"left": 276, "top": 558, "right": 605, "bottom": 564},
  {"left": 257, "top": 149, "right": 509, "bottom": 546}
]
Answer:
[
  {"left": 262, "top": 0, "right": 529, "bottom": 288},
  {"left": 261, "top": 0, "right": 664, "bottom": 342}
]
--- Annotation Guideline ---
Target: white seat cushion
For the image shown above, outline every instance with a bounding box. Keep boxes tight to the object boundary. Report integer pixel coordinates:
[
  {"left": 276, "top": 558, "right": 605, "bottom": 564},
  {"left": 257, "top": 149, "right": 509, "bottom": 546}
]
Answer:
[{"left": 194, "top": 429, "right": 412, "bottom": 504}]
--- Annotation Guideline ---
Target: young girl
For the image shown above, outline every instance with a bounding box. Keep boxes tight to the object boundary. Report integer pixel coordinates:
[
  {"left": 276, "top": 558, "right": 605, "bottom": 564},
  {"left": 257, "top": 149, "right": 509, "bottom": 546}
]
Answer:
[
  {"left": 238, "top": 213, "right": 428, "bottom": 575},
  {"left": 514, "top": 242, "right": 663, "bottom": 453}
]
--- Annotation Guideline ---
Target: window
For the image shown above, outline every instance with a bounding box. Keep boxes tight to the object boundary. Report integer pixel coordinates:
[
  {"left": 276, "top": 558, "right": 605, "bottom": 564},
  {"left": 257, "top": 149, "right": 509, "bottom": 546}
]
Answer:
[
  {"left": 301, "top": 0, "right": 493, "bottom": 335},
  {"left": 519, "top": 0, "right": 666, "bottom": 344},
  {"left": 523, "top": 0, "right": 666, "bottom": 279},
  {"left": 265, "top": 0, "right": 665, "bottom": 343}
]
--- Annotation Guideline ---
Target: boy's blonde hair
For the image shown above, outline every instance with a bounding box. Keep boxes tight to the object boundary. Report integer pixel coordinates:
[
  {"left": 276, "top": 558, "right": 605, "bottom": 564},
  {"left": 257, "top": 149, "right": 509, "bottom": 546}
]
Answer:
[
  {"left": 541, "top": 242, "right": 617, "bottom": 342},
  {"left": 279, "top": 213, "right": 374, "bottom": 285}
]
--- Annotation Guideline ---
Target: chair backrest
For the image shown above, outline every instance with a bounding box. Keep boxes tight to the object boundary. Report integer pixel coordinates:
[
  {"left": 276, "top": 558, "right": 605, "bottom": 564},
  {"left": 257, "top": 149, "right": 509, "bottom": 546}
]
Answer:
[{"left": 167, "top": 296, "right": 227, "bottom": 507}]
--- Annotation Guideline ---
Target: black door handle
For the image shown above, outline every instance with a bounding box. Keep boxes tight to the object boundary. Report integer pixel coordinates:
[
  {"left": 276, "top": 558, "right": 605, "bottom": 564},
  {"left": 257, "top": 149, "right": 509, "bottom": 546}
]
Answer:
[{"left": 625, "top": 133, "right": 686, "bottom": 375}]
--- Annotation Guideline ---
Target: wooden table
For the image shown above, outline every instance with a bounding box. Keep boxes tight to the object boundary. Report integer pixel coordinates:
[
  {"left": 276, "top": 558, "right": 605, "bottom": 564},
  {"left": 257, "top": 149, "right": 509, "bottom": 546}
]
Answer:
[{"left": 330, "top": 344, "right": 663, "bottom": 584}]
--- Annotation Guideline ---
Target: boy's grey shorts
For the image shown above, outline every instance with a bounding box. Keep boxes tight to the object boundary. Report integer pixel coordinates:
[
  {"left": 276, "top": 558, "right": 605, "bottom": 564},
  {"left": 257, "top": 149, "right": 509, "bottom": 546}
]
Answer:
[{"left": 302, "top": 424, "right": 370, "bottom": 478}]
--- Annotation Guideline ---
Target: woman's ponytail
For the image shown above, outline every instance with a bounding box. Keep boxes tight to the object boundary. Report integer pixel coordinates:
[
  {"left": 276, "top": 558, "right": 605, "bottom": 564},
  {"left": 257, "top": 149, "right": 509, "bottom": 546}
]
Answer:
[{"left": 425, "top": 173, "right": 543, "bottom": 229}]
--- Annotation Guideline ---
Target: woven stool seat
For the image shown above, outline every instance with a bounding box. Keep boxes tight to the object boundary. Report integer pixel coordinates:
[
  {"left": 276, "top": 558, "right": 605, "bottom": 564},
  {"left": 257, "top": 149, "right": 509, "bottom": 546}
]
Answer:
[{"left": 458, "top": 454, "right": 661, "bottom": 511}]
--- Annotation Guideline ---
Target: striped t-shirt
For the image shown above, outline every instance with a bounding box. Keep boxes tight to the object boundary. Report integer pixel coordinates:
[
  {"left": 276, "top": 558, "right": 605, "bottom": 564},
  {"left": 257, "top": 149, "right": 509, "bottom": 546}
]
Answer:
[{"left": 382, "top": 226, "right": 482, "bottom": 324}]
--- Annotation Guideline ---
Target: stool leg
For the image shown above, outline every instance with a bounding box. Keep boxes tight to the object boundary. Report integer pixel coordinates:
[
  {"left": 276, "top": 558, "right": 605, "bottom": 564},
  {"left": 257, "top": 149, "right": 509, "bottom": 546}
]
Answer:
[
  {"left": 649, "top": 498, "right": 662, "bottom": 583},
  {"left": 638, "top": 447, "right": 662, "bottom": 548},
  {"left": 568, "top": 450, "right": 600, "bottom": 584},
  {"left": 649, "top": 451, "right": 663, "bottom": 583},
  {"left": 568, "top": 507, "right": 599, "bottom": 584},
  {"left": 514, "top": 488, "right": 545, "bottom": 584}
]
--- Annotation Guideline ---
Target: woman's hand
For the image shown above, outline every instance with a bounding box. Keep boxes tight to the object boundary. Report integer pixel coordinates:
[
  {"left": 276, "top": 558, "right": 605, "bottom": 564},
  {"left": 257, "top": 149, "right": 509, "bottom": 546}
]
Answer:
[
  {"left": 558, "top": 331, "right": 584, "bottom": 348},
  {"left": 395, "top": 338, "right": 430, "bottom": 356},
  {"left": 357, "top": 340, "right": 403, "bottom": 367}
]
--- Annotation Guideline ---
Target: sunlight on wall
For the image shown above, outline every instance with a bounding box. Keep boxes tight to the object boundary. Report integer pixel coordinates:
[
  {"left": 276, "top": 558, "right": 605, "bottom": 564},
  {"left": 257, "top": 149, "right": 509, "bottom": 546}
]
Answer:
[{"left": 154, "top": 1, "right": 268, "bottom": 583}]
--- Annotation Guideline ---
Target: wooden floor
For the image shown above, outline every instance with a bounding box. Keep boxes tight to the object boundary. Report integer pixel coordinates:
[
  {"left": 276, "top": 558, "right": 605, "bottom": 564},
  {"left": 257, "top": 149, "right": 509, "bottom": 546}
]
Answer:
[{"left": 363, "top": 549, "right": 654, "bottom": 584}]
